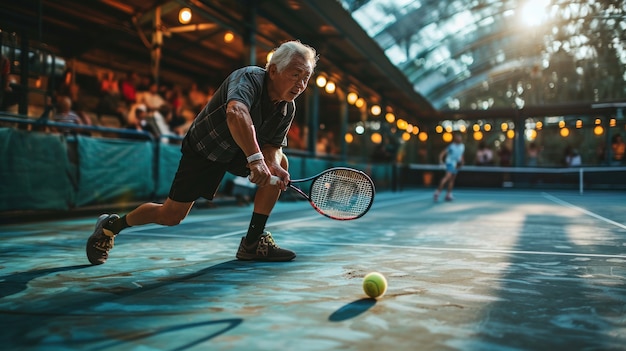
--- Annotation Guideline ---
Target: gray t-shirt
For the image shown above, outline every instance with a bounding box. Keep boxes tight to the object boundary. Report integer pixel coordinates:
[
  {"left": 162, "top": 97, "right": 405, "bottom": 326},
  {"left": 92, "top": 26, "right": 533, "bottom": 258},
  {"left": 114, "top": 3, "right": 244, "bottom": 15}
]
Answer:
[{"left": 185, "top": 66, "right": 295, "bottom": 162}]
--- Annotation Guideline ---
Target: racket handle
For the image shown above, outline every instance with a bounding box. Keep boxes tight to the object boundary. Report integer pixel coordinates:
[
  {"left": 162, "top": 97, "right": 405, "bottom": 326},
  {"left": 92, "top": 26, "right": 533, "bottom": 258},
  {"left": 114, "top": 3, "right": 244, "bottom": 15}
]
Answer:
[
  {"left": 269, "top": 175, "right": 281, "bottom": 185},
  {"left": 248, "top": 175, "right": 282, "bottom": 185}
]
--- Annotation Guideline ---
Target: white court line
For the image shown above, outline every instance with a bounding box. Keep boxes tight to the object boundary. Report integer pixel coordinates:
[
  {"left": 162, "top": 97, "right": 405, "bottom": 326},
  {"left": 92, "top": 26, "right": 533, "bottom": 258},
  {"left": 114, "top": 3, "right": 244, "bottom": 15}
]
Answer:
[
  {"left": 283, "top": 240, "right": 626, "bottom": 259},
  {"left": 126, "top": 194, "right": 431, "bottom": 240},
  {"left": 542, "top": 193, "right": 626, "bottom": 230}
]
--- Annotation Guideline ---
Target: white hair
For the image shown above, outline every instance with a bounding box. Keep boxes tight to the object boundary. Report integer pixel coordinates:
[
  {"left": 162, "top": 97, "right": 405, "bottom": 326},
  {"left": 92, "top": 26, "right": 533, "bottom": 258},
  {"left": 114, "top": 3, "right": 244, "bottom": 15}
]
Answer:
[{"left": 266, "top": 40, "right": 318, "bottom": 72}]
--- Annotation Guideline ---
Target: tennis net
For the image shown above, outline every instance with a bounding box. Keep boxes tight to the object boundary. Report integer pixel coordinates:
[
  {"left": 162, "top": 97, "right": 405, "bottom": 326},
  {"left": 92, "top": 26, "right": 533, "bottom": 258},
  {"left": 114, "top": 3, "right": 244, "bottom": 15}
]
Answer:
[{"left": 402, "top": 164, "right": 626, "bottom": 194}]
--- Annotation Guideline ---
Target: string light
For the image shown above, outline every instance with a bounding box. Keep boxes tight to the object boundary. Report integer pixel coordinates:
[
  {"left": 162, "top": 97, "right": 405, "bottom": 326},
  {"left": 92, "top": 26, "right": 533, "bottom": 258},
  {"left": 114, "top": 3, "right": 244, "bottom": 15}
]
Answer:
[
  {"left": 178, "top": 8, "right": 192, "bottom": 24},
  {"left": 347, "top": 92, "right": 358, "bottom": 105},
  {"left": 370, "top": 105, "right": 381, "bottom": 116}
]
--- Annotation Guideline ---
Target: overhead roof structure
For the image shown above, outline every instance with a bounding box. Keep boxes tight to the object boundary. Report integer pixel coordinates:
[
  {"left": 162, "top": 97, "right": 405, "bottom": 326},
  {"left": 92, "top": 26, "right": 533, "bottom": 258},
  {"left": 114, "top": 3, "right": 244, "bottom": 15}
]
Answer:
[
  {"left": 0, "top": 0, "right": 436, "bottom": 124},
  {"left": 339, "top": 0, "right": 626, "bottom": 112}
]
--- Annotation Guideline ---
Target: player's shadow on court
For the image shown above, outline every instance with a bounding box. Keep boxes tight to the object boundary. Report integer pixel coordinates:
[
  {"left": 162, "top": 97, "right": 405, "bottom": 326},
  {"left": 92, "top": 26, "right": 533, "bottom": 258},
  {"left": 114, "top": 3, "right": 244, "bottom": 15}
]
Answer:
[
  {"left": 328, "top": 298, "right": 377, "bottom": 322},
  {"left": 0, "top": 264, "right": 91, "bottom": 298}
]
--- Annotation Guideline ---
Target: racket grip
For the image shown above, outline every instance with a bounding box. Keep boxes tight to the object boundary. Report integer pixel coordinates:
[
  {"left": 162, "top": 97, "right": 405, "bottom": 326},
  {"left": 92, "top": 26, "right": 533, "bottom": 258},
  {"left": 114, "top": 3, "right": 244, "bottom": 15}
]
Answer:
[
  {"left": 269, "top": 175, "right": 281, "bottom": 185},
  {"left": 248, "top": 175, "right": 282, "bottom": 185}
]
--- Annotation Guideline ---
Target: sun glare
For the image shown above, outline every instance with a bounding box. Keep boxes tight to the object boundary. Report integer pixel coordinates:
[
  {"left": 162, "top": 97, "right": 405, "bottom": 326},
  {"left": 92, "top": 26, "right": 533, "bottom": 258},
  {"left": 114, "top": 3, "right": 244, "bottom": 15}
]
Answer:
[{"left": 520, "top": 0, "right": 550, "bottom": 26}]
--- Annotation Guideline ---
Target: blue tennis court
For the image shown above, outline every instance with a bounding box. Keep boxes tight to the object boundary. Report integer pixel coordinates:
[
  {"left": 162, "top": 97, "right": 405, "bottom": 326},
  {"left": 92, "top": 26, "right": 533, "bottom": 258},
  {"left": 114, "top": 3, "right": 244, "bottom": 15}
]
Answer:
[{"left": 1, "top": 189, "right": 625, "bottom": 350}]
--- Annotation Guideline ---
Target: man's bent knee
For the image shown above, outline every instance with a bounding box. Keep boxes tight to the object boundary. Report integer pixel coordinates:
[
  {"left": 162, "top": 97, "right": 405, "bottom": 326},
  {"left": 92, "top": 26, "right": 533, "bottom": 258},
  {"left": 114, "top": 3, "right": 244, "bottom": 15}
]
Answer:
[
  {"left": 159, "top": 200, "right": 193, "bottom": 226},
  {"left": 158, "top": 213, "right": 185, "bottom": 226}
]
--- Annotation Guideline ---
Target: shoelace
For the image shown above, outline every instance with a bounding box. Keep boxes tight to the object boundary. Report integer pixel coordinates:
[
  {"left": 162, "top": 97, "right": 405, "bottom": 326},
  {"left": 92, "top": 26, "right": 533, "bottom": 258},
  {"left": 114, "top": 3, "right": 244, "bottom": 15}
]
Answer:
[{"left": 262, "top": 233, "right": 280, "bottom": 248}]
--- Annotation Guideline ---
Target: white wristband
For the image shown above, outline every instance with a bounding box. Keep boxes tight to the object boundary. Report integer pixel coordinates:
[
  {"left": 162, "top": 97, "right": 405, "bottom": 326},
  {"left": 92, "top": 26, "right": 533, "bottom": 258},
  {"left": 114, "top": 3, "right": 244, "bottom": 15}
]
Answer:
[{"left": 246, "top": 152, "right": 264, "bottom": 164}]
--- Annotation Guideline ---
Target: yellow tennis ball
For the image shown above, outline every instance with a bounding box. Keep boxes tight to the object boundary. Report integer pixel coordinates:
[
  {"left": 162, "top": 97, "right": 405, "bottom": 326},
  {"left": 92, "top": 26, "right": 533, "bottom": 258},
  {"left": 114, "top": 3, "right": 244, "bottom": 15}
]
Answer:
[{"left": 362, "top": 272, "right": 387, "bottom": 298}]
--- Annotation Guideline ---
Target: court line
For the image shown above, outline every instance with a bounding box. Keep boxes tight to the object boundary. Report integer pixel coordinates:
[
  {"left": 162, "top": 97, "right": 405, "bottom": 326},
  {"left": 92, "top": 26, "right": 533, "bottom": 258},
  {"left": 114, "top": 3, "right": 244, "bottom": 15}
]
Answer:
[
  {"left": 542, "top": 193, "right": 626, "bottom": 230},
  {"left": 125, "top": 193, "right": 431, "bottom": 240},
  {"left": 283, "top": 240, "right": 626, "bottom": 259}
]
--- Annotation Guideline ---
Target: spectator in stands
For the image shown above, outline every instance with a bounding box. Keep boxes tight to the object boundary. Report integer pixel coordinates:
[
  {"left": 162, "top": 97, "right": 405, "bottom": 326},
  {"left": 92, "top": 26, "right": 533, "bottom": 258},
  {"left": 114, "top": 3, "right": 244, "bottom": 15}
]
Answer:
[
  {"left": 475, "top": 141, "right": 493, "bottom": 166},
  {"left": 125, "top": 104, "right": 158, "bottom": 138},
  {"left": 66, "top": 83, "right": 93, "bottom": 126},
  {"left": 611, "top": 134, "right": 625, "bottom": 165},
  {"left": 166, "top": 85, "right": 186, "bottom": 131},
  {"left": 86, "top": 40, "right": 318, "bottom": 265},
  {"left": 50, "top": 95, "right": 88, "bottom": 135},
  {"left": 498, "top": 145, "right": 512, "bottom": 167},
  {"left": 97, "top": 70, "right": 125, "bottom": 126},
  {"left": 187, "top": 82, "right": 206, "bottom": 114},
  {"left": 434, "top": 132, "right": 465, "bottom": 202},
  {"left": 138, "top": 82, "right": 166, "bottom": 112},
  {"left": 52, "top": 96, "right": 83, "bottom": 124},
  {"left": 564, "top": 146, "right": 582, "bottom": 167},
  {"left": 119, "top": 70, "right": 139, "bottom": 107},
  {"left": 526, "top": 142, "right": 540, "bottom": 166}
]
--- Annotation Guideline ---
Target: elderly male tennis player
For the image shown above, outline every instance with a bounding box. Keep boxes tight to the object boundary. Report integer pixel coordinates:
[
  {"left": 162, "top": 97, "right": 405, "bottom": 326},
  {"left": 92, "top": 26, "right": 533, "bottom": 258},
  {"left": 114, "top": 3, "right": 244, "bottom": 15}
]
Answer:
[{"left": 86, "top": 40, "right": 318, "bottom": 264}]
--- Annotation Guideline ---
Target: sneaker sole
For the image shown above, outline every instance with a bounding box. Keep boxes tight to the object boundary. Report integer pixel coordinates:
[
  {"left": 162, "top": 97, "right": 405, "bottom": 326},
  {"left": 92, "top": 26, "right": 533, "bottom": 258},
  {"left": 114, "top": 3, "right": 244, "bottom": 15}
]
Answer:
[
  {"left": 86, "top": 214, "right": 117, "bottom": 265},
  {"left": 236, "top": 252, "right": 296, "bottom": 262}
]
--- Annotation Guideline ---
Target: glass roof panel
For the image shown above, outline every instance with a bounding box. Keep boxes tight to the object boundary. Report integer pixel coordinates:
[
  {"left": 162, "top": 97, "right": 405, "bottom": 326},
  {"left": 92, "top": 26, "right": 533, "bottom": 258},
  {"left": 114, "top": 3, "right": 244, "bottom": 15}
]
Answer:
[{"left": 339, "top": 0, "right": 626, "bottom": 111}]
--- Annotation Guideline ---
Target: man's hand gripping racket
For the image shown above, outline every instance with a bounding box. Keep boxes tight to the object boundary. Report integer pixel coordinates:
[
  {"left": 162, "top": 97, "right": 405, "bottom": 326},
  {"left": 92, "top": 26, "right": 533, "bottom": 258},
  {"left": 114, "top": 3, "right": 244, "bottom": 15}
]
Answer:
[{"left": 268, "top": 167, "right": 375, "bottom": 220}]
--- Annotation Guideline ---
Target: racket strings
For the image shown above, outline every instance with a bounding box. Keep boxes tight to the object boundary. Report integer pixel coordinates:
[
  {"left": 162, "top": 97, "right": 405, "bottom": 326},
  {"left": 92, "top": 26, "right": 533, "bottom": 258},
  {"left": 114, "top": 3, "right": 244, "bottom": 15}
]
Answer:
[{"left": 310, "top": 170, "right": 374, "bottom": 219}]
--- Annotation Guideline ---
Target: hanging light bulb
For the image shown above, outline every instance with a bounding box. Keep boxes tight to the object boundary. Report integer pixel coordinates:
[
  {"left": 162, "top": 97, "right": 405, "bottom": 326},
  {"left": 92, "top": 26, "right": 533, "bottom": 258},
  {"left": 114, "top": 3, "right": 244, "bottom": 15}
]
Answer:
[{"left": 179, "top": 8, "right": 192, "bottom": 24}]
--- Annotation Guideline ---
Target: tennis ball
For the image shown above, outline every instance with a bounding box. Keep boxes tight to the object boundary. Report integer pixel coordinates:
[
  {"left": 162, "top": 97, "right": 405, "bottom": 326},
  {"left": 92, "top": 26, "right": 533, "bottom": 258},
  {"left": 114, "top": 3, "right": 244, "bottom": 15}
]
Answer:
[{"left": 362, "top": 272, "right": 387, "bottom": 298}]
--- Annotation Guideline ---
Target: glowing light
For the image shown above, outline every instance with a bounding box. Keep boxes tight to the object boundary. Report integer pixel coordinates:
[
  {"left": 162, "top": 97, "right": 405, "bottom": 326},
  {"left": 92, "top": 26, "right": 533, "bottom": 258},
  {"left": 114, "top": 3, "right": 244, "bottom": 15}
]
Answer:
[
  {"left": 536, "top": 121, "right": 543, "bottom": 130},
  {"left": 412, "top": 126, "right": 419, "bottom": 135},
  {"left": 371, "top": 132, "right": 382, "bottom": 144},
  {"left": 506, "top": 129, "right": 515, "bottom": 139},
  {"left": 370, "top": 105, "right": 381, "bottom": 116},
  {"left": 459, "top": 125, "right": 467, "bottom": 133},
  {"left": 473, "top": 131, "right": 484, "bottom": 141},
  {"left": 576, "top": 120, "right": 582, "bottom": 129},
  {"left": 435, "top": 125, "right": 444, "bottom": 133},
  {"left": 445, "top": 125, "right": 452, "bottom": 133},
  {"left": 501, "top": 122, "right": 508, "bottom": 132},
  {"left": 345, "top": 133, "right": 354, "bottom": 143},
  {"left": 355, "top": 98, "right": 365, "bottom": 108},
  {"left": 355, "top": 125, "right": 365, "bottom": 134},
  {"left": 484, "top": 123, "right": 492, "bottom": 132},
  {"left": 179, "top": 8, "right": 192, "bottom": 24},
  {"left": 521, "top": 0, "right": 549, "bottom": 26},
  {"left": 558, "top": 120, "right": 566, "bottom": 128},
  {"left": 406, "top": 124, "right": 413, "bottom": 133},
  {"left": 396, "top": 119, "right": 408, "bottom": 130},
  {"left": 594, "top": 125, "right": 604, "bottom": 135},
  {"left": 610, "top": 118, "right": 616, "bottom": 127},
  {"left": 402, "top": 132, "right": 411, "bottom": 141},
  {"left": 224, "top": 31, "right": 235, "bottom": 43},
  {"left": 560, "top": 127, "right": 570, "bottom": 137},
  {"left": 418, "top": 132, "right": 428, "bottom": 142},
  {"left": 347, "top": 92, "right": 358, "bottom": 105},
  {"left": 473, "top": 124, "right": 480, "bottom": 132},
  {"left": 315, "top": 75, "right": 327, "bottom": 88},
  {"left": 525, "top": 129, "right": 537, "bottom": 140},
  {"left": 325, "top": 81, "right": 336, "bottom": 94},
  {"left": 443, "top": 132, "right": 453, "bottom": 142},
  {"left": 385, "top": 112, "right": 395, "bottom": 123},
  {"left": 595, "top": 118, "right": 602, "bottom": 125}
]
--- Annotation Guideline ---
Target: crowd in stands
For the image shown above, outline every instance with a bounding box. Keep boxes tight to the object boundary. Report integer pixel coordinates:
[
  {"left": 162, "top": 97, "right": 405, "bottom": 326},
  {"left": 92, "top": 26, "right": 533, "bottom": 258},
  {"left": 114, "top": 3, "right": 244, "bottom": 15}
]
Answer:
[{"left": 6, "top": 68, "right": 216, "bottom": 141}]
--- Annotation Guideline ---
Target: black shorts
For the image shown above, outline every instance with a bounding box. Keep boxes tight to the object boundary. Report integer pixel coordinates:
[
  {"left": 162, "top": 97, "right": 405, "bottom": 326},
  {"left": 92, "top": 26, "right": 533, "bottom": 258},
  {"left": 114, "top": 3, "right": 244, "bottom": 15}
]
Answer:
[{"left": 168, "top": 141, "right": 249, "bottom": 202}]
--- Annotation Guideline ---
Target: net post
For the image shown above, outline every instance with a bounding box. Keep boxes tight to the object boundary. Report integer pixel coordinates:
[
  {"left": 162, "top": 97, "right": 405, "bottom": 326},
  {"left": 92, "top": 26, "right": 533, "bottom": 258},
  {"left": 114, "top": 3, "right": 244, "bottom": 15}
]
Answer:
[{"left": 579, "top": 167, "right": 584, "bottom": 195}]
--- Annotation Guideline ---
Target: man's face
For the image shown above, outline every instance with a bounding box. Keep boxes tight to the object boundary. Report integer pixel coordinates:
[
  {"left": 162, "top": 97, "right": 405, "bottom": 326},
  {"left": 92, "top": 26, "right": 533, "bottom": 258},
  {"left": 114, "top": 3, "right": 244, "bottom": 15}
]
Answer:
[{"left": 268, "top": 55, "right": 313, "bottom": 102}]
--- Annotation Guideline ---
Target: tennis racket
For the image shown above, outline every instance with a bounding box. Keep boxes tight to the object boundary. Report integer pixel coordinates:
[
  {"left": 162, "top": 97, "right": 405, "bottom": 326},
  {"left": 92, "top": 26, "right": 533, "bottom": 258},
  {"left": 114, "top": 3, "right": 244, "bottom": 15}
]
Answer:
[{"left": 270, "top": 167, "right": 375, "bottom": 220}]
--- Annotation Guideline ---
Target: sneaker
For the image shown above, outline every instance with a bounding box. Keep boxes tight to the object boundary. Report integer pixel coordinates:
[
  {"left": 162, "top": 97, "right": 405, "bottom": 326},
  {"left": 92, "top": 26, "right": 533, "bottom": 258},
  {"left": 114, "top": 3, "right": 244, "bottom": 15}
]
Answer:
[
  {"left": 445, "top": 194, "right": 454, "bottom": 201},
  {"left": 433, "top": 191, "right": 440, "bottom": 202},
  {"left": 236, "top": 231, "right": 296, "bottom": 262},
  {"left": 86, "top": 214, "right": 120, "bottom": 265}
]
